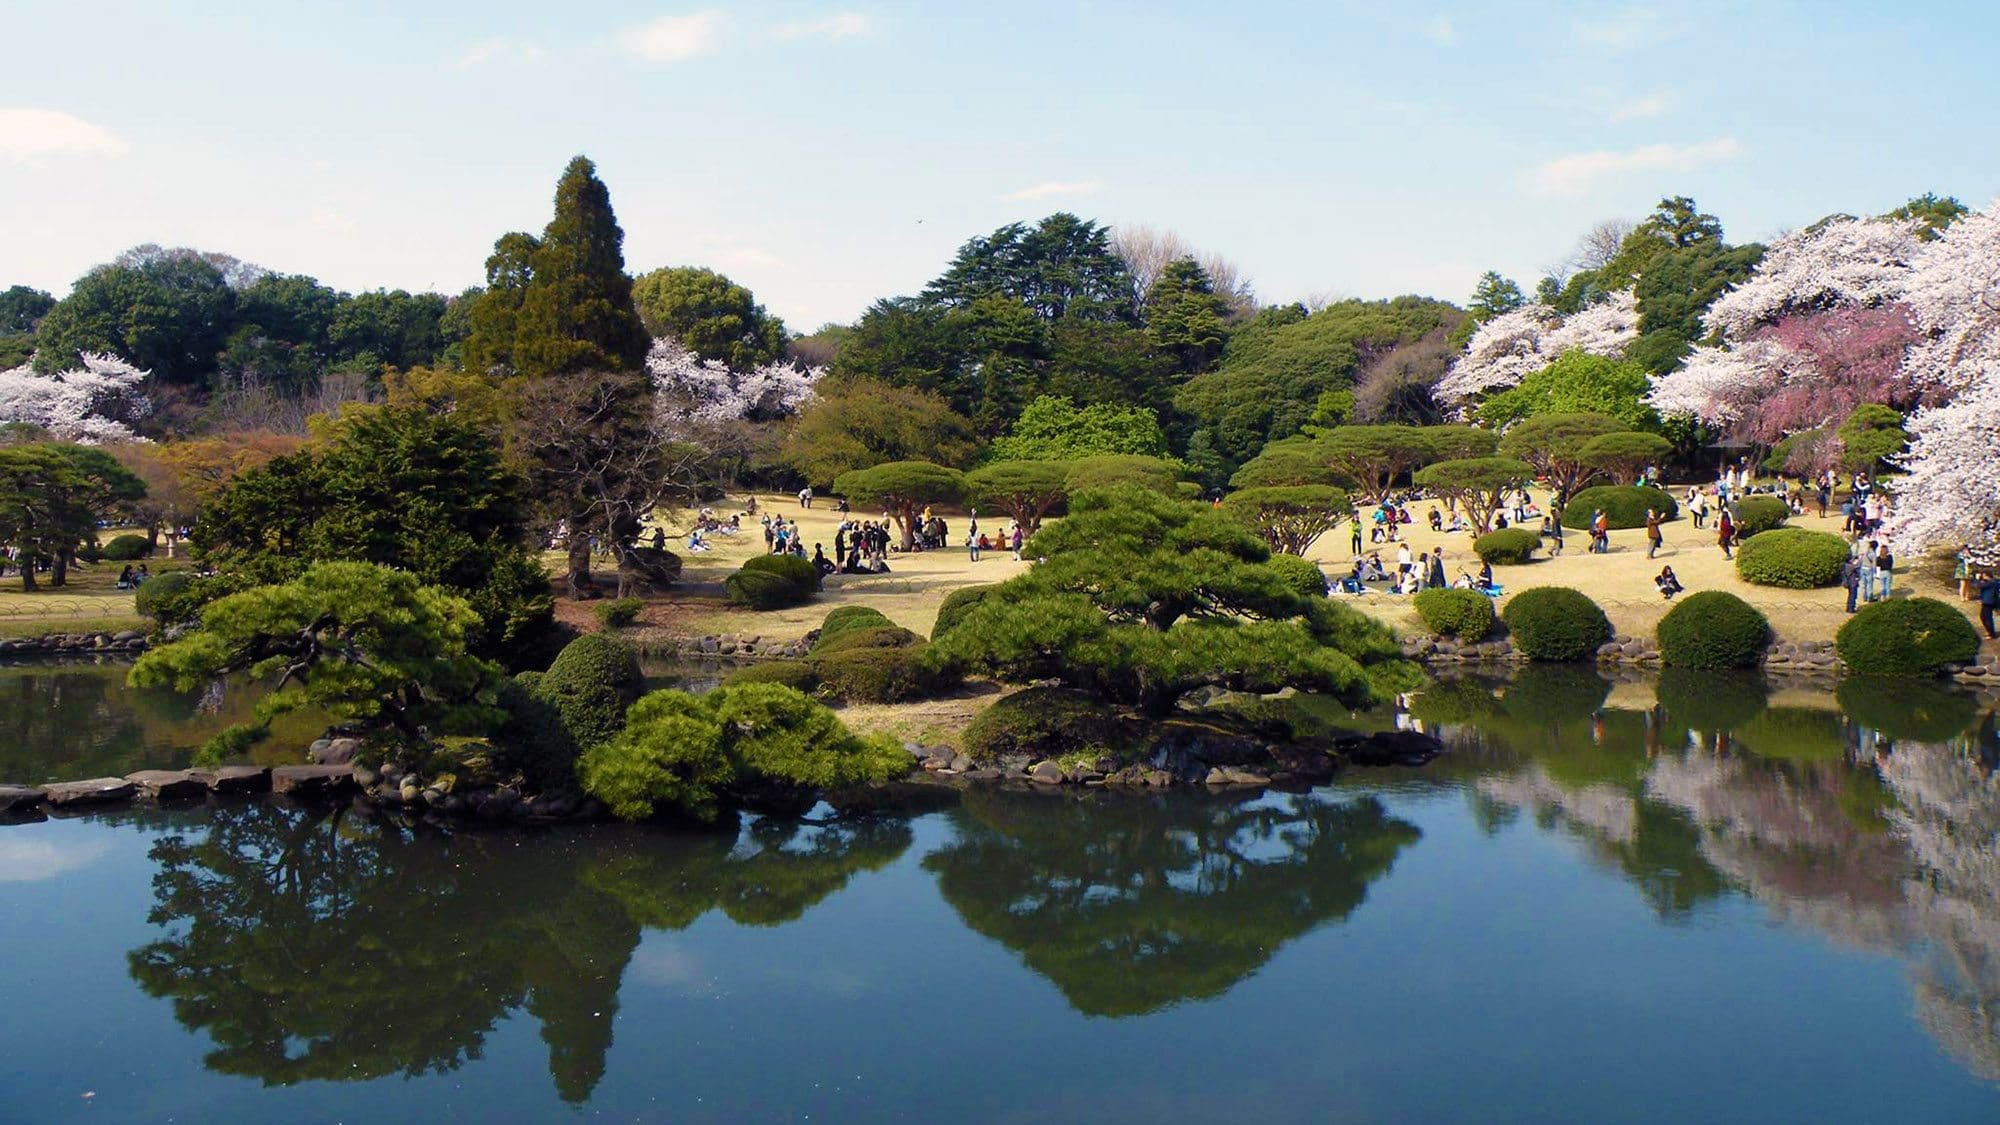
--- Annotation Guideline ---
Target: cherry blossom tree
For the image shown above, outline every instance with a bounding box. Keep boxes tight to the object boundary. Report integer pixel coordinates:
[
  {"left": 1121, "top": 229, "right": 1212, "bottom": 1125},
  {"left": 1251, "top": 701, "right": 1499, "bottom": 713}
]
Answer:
[
  {"left": 643, "top": 337, "right": 821, "bottom": 435},
  {"left": 1436, "top": 290, "right": 1638, "bottom": 403},
  {"left": 1702, "top": 216, "right": 1921, "bottom": 338},
  {"left": 0, "top": 351, "right": 153, "bottom": 443}
]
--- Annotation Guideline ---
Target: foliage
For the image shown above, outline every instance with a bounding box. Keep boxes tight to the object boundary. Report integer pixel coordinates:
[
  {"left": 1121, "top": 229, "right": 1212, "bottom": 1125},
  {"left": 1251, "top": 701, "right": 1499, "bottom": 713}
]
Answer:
[
  {"left": 1222, "top": 484, "right": 1348, "bottom": 556},
  {"left": 1143, "top": 257, "right": 1233, "bottom": 373},
  {"left": 1063, "top": 454, "right": 1183, "bottom": 496},
  {"left": 537, "top": 634, "right": 646, "bottom": 750},
  {"left": 963, "top": 460, "right": 1069, "bottom": 532},
  {"left": 579, "top": 684, "right": 907, "bottom": 820},
  {"left": 831, "top": 460, "right": 965, "bottom": 550},
  {"left": 810, "top": 624, "right": 924, "bottom": 656},
  {"left": 725, "top": 561, "right": 816, "bottom": 610},
  {"left": 1412, "top": 456, "right": 1533, "bottom": 533},
  {"left": 1732, "top": 495, "right": 1791, "bottom": 536},
  {"left": 594, "top": 598, "right": 644, "bottom": 628},
  {"left": 1350, "top": 329, "right": 1458, "bottom": 424},
  {"left": 1319, "top": 424, "right": 1495, "bottom": 502},
  {"left": 1559, "top": 485, "right": 1679, "bottom": 530},
  {"left": 1413, "top": 588, "right": 1496, "bottom": 640},
  {"left": 922, "top": 213, "right": 1134, "bottom": 322},
  {"left": 961, "top": 686, "right": 1125, "bottom": 763},
  {"left": 932, "top": 485, "right": 1418, "bottom": 713},
  {"left": 785, "top": 380, "right": 979, "bottom": 486},
  {"left": 1496, "top": 412, "right": 1627, "bottom": 501},
  {"left": 100, "top": 532, "right": 151, "bottom": 561},
  {"left": 134, "top": 570, "right": 195, "bottom": 621},
  {"left": 1477, "top": 350, "right": 1656, "bottom": 430},
  {"left": 33, "top": 249, "right": 237, "bottom": 385},
  {"left": 0, "top": 351, "right": 153, "bottom": 442},
  {"left": 813, "top": 606, "right": 894, "bottom": 648},
  {"left": 1733, "top": 528, "right": 1850, "bottom": 588},
  {"left": 128, "top": 562, "right": 499, "bottom": 760},
  {"left": 1501, "top": 587, "right": 1612, "bottom": 662},
  {"left": 1468, "top": 271, "right": 1526, "bottom": 323},
  {"left": 1263, "top": 553, "right": 1329, "bottom": 598},
  {"left": 630, "top": 265, "right": 785, "bottom": 368},
  {"left": 1438, "top": 291, "right": 1638, "bottom": 403},
  {"left": 1229, "top": 437, "right": 1341, "bottom": 488},
  {"left": 719, "top": 660, "right": 820, "bottom": 692},
  {"left": 1835, "top": 597, "right": 1982, "bottom": 676},
  {"left": 1577, "top": 431, "right": 1672, "bottom": 481},
  {"left": 1655, "top": 591, "right": 1770, "bottom": 669},
  {"left": 812, "top": 644, "right": 953, "bottom": 704},
  {"left": 932, "top": 584, "right": 1003, "bottom": 641},
  {"left": 644, "top": 337, "right": 819, "bottom": 428},
  {"left": 0, "top": 442, "right": 147, "bottom": 589},
  {"left": 503, "top": 156, "right": 650, "bottom": 379},
  {"left": 1835, "top": 403, "right": 1908, "bottom": 472},
  {"left": 1473, "top": 527, "right": 1541, "bottom": 565},
  {"left": 988, "top": 394, "right": 1165, "bottom": 461}
]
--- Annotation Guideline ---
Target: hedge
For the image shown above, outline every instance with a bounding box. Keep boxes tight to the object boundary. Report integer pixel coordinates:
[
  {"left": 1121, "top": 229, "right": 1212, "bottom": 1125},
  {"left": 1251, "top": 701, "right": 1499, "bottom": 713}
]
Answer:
[
  {"left": 725, "top": 567, "right": 815, "bottom": 610},
  {"left": 100, "top": 533, "right": 150, "bottom": 561},
  {"left": 1501, "top": 586, "right": 1612, "bottom": 661},
  {"left": 812, "top": 645, "right": 954, "bottom": 703},
  {"left": 742, "top": 553, "right": 821, "bottom": 589},
  {"left": 1413, "top": 588, "right": 1495, "bottom": 641},
  {"left": 1265, "top": 553, "right": 1329, "bottom": 598},
  {"left": 814, "top": 606, "right": 893, "bottom": 649},
  {"left": 812, "top": 624, "right": 925, "bottom": 656},
  {"left": 1559, "top": 485, "right": 1680, "bottom": 530},
  {"left": 537, "top": 634, "right": 646, "bottom": 750},
  {"left": 1473, "top": 527, "right": 1540, "bottom": 565},
  {"left": 720, "top": 660, "right": 821, "bottom": 693},
  {"left": 1735, "top": 528, "right": 1849, "bottom": 588},
  {"left": 932, "top": 583, "right": 1003, "bottom": 641},
  {"left": 962, "top": 686, "right": 1125, "bottom": 763},
  {"left": 1655, "top": 590, "right": 1770, "bottom": 669},
  {"left": 1835, "top": 596, "right": 1982, "bottom": 676},
  {"left": 594, "top": 597, "right": 644, "bottom": 628},
  {"left": 134, "top": 571, "right": 195, "bottom": 621},
  {"left": 1732, "top": 495, "right": 1791, "bottom": 536}
]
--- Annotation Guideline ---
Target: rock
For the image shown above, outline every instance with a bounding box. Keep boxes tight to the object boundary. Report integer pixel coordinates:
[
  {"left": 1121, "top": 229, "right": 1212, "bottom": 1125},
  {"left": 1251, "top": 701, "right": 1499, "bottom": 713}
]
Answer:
[
  {"left": 310, "top": 737, "right": 363, "bottom": 765},
  {"left": 1029, "top": 761, "right": 1065, "bottom": 785},
  {"left": 962, "top": 768, "right": 1002, "bottom": 782},
  {"left": 718, "top": 638, "right": 738, "bottom": 654},
  {"left": 113, "top": 630, "right": 145, "bottom": 643},
  {"left": 698, "top": 635, "right": 720, "bottom": 654},
  {"left": 43, "top": 777, "right": 137, "bottom": 807},
  {"left": 1345, "top": 730, "right": 1444, "bottom": 767},
  {"left": 379, "top": 763, "right": 405, "bottom": 785},
  {"left": 352, "top": 765, "right": 379, "bottom": 789},
  {"left": 0, "top": 785, "right": 46, "bottom": 813},
  {"left": 271, "top": 764, "right": 358, "bottom": 797},
  {"left": 125, "top": 770, "right": 207, "bottom": 800},
  {"left": 950, "top": 754, "right": 973, "bottom": 772},
  {"left": 921, "top": 756, "right": 952, "bottom": 772},
  {"left": 189, "top": 765, "right": 271, "bottom": 794}
]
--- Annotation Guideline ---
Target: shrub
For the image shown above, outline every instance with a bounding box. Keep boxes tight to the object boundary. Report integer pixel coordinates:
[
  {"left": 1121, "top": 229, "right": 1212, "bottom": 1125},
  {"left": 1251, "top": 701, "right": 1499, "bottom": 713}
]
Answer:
[
  {"left": 813, "top": 644, "right": 955, "bottom": 704},
  {"left": 931, "top": 584, "right": 1003, "bottom": 641},
  {"left": 1413, "top": 588, "right": 1495, "bottom": 641},
  {"left": 1264, "top": 553, "right": 1329, "bottom": 598},
  {"left": 720, "top": 660, "right": 820, "bottom": 692},
  {"left": 1836, "top": 596, "right": 1982, "bottom": 676},
  {"left": 1732, "top": 495, "right": 1790, "bottom": 536},
  {"left": 101, "top": 533, "right": 150, "bottom": 561},
  {"left": 962, "top": 686, "right": 1124, "bottom": 763},
  {"left": 536, "top": 634, "right": 646, "bottom": 750},
  {"left": 595, "top": 597, "right": 645, "bottom": 628},
  {"left": 134, "top": 571, "right": 194, "bottom": 621},
  {"left": 1559, "top": 485, "right": 1680, "bottom": 530},
  {"left": 495, "top": 675, "right": 580, "bottom": 793},
  {"left": 577, "top": 690, "right": 734, "bottom": 820},
  {"left": 1501, "top": 586, "right": 1612, "bottom": 662},
  {"left": 1655, "top": 590, "right": 1770, "bottom": 669},
  {"left": 725, "top": 567, "right": 815, "bottom": 610},
  {"left": 815, "top": 605, "right": 893, "bottom": 649},
  {"left": 811, "top": 624, "right": 924, "bottom": 656},
  {"left": 1473, "top": 527, "right": 1540, "bottom": 565},
  {"left": 742, "top": 553, "right": 821, "bottom": 589},
  {"left": 1735, "top": 528, "right": 1849, "bottom": 588}
]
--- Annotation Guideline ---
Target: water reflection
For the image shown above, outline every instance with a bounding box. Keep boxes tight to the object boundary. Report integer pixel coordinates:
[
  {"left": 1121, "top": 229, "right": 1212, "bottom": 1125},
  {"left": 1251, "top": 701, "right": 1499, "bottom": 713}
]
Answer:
[
  {"left": 127, "top": 805, "right": 909, "bottom": 1103},
  {"left": 925, "top": 789, "right": 1420, "bottom": 1016}
]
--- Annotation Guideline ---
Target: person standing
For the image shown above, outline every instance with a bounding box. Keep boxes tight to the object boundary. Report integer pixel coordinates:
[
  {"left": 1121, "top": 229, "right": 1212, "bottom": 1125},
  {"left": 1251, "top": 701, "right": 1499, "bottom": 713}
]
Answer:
[
  {"left": 1351, "top": 513, "right": 1364, "bottom": 557},
  {"left": 1842, "top": 553, "right": 1862, "bottom": 614},
  {"left": 1978, "top": 573, "right": 2000, "bottom": 639},
  {"left": 1717, "top": 509, "right": 1735, "bottom": 559},
  {"left": 1429, "top": 548, "right": 1447, "bottom": 590},
  {"left": 1396, "top": 540, "right": 1414, "bottom": 581},
  {"left": 1858, "top": 540, "right": 1878, "bottom": 602},
  {"left": 1011, "top": 523, "right": 1024, "bottom": 561},
  {"left": 1874, "top": 540, "right": 1894, "bottom": 602},
  {"left": 1645, "top": 509, "right": 1664, "bottom": 559},
  {"left": 1591, "top": 509, "right": 1610, "bottom": 553},
  {"left": 1544, "top": 511, "right": 1564, "bottom": 556}
]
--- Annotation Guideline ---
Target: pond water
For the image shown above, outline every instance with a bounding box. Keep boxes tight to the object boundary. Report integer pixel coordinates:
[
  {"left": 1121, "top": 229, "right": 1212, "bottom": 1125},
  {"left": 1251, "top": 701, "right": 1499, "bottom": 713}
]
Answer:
[{"left": 1, "top": 663, "right": 1998, "bottom": 1121}]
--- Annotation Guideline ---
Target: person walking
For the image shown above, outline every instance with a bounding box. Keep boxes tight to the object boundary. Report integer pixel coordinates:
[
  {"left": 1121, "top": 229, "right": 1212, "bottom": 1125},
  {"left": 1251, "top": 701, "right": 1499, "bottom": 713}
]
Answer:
[
  {"left": 1350, "top": 513, "right": 1364, "bottom": 557},
  {"left": 1645, "top": 509, "right": 1664, "bottom": 559},
  {"left": 1717, "top": 509, "right": 1735, "bottom": 559},
  {"left": 1874, "top": 540, "right": 1894, "bottom": 601},
  {"left": 1011, "top": 523, "right": 1024, "bottom": 561},
  {"left": 1591, "top": 509, "right": 1609, "bottom": 553},
  {"left": 1978, "top": 573, "right": 2000, "bottom": 639}
]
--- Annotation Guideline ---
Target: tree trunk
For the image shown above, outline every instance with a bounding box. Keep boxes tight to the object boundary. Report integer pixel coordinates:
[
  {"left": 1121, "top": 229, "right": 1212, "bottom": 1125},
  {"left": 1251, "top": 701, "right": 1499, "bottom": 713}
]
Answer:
[
  {"left": 567, "top": 538, "right": 595, "bottom": 599},
  {"left": 895, "top": 507, "right": 916, "bottom": 551},
  {"left": 18, "top": 558, "right": 36, "bottom": 592},
  {"left": 51, "top": 549, "right": 69, "bottom": 588}
]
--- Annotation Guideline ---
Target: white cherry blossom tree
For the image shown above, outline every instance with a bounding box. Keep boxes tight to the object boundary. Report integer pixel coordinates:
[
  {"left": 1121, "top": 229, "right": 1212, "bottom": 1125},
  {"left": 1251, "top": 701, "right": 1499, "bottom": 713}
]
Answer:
[
  {"left": 1437, "top": 290, "right": 1638, "bottom": 403},
  {"left": 0, "top": 351, "right": 152, "bottom": 443}
]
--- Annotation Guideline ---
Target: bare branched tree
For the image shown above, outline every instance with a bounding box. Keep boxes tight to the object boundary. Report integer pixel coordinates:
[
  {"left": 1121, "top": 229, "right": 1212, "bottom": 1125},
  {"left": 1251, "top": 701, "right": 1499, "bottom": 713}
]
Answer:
[
  {"left": 1112, "top": 224, "right": 1257, "bottom": 315},
  {"left": 207, "top": 369, "right": 377, "bottom": 434},
  {"left": 1570, "top": 218, "right": 1636, "bottom": 274}
]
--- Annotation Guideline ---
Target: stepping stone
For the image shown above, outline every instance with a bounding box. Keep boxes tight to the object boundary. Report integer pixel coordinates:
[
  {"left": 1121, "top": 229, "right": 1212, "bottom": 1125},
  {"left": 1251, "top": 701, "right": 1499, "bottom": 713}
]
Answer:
[
  {"left": 126, "top": 770, "right": 209, "bottom": 800},
  {"left": 271, "top": 764, "right": 357, "bottom": 797},
  {"left": 188, "top": 766, "right": 273, "bottom": 794},
  {"left": 42, "top": 777, "right": 137, "bottom": 807},
  {"left": 0, "top": 785, "right": 46, "bottom": 814}
]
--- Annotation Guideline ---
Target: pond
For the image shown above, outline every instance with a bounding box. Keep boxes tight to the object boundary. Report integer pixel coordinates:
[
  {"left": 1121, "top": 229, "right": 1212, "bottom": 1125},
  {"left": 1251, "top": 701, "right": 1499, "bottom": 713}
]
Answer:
[{"left": 1, "top": 662, "right": 1997, "bottom": 1121}]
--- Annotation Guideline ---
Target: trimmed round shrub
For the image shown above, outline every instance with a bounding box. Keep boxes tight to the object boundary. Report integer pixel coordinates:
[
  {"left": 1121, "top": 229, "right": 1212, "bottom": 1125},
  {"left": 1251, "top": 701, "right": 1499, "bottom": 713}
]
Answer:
[
  {"left": 134, "top": 570, "right": 194, "bottom": 620},
  {"left": 1656, "top": 590, "right": 1770, "bottom": 669},
  {"left": 811, "top": 624, "right": 924, "bottom": 656},
  {"left": 595, "top": 597, "right": 644, "bottom": 628},
  {"left": 743, "top": 552, "right": 821, "bottom": 588},
  {"left": 537, "top": 634, "right": 646, "bottom": 749},
  {"left": 1413, "top": 588, "right": 1496, "bottom": 641},
  {"left": 1836, "top": 596, "right": 1982, "bottom": 676},
  {"left": 812, "top": 645, "right": 953, "bottom": 704},
  {"left": 1732, "top": 495, "right": 1791, "bottom": 536},
  {"left": 1835, "top": 676, "right": 1980, "bottom": 741},
  {"left": 1265, "top": 553, "right": 1329, "bottom": 598},
  {"left": 815, "top": 605, "right": 893, "bottom": 649},
  {"left": 962, "top": 686, "right": 1125, "bottom": 763},
  {"left": 1473, "top": 527, "right": 1540, "bottom": 565},
  {"left": 932, "top": 583, "right": 1003, "bottom": 641},
  {"left": 1735, "top": 527, "right": 1848, "bottom": 588},
  {"left": 1559, "top": 485, "right": 1680, "bottom": 530},
  {"left": 721, "top": 660, "right": 820, "bottom": 692},
  {"left": 101, "top": 533, "right": 150, "bottom": 561},
  {"left": 725, "top": 567, "right": 814, "bottom": 610},
  {"left": 1501, "top": 586, "right": 1612, "bottom": 662}
]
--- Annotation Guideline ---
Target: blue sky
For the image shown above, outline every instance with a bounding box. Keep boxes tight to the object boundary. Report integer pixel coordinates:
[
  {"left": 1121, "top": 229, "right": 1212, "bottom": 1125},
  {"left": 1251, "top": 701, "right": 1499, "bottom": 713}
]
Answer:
[{"left": 4, "top": 1, "right": 1997, "bottom": 330}]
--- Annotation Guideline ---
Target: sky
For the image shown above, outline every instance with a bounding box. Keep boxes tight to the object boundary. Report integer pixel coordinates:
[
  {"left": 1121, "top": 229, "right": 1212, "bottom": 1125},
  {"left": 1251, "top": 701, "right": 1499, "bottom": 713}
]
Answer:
[{"left": 4, "top": 1, "right": 1999, "bottom": 331}]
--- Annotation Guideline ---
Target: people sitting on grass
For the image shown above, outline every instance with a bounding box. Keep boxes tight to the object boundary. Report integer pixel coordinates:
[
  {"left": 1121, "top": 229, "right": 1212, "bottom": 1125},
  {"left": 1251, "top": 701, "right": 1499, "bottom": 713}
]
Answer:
[
  {"left": 686, "top": 528, "right": 711, "bottom": 552},
  {"left": 1428, "top": 507, "right": 1443, "bottom": 532},
  {"left": 116, "top": 564, "right": 137, "bottom": 590},
  {"left": 1656, "top": 565, "right": 1684, "bottom": 599}
]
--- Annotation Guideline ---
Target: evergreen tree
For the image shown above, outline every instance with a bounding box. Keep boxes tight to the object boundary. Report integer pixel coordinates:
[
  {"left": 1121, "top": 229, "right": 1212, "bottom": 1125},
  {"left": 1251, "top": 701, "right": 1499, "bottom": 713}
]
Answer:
[
  {"left": 510, "top": 157, "right": 649, "bottom": 379},
  {"left": 1144, "top": 257, "right": 1231, "bottom": 373},
  {"left": 1467, "top": 271, "right": 1526, "bottom": 323},
  {"left": 461, "top": 232, "right": 539, "bottom": 375}
]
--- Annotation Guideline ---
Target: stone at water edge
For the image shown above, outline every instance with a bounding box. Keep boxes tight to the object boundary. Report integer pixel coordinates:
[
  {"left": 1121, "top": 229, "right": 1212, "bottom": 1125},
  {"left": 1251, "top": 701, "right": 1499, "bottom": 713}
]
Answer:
[
  {"left": 308, "top": 737, "right": 363, "bottom": 765},
  {"left": 1029, "top": 761, "right": 1065, "bottom": 785},
  {"left": 270, "top": 764, "right": 358, "bottom": 796},
  {"left": 125, "top": 770, "right": 208, "bottom": 800},
  {"left": 187, "top": 765, "right": 272, "bottom": 794},
  {"left": 42, "top": 777, "right": 138, "bottom": 806},
  {"left": 0, "top": 785, "right": 46, "bottom": 813}
]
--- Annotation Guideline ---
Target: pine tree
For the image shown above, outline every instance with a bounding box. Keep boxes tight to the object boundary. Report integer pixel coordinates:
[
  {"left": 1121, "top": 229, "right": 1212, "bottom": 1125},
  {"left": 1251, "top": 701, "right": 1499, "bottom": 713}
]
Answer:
[{"left": 511, "top": 157, "right": 649, "bottom": 379}]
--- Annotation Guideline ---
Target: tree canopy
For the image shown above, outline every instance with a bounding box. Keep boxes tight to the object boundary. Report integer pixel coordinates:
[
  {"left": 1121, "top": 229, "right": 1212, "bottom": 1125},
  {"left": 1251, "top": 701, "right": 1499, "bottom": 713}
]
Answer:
[
  {"left": 987, "top": 394, "right": 1166, "bottom": 462},
  {"left": 1496, "top": 412, "right": 1629, "bottom": 503},
  {"left": 0, "top": 442, "right": 146, "bottom": 589},
  {"left": 500, "top": 156, "right": 650, "bottom": 379},
  {"left": 782, "top": 378, "right": 980, "bottom": 487},
  {"left": 630, "top": 266, "right": 786, "bottom": 368},
  {"left": 964, "top": 460, "right": 1070, "bottom": 533},
  {"left": 832, "top": 461, "right": 966, "bottom": 550}
]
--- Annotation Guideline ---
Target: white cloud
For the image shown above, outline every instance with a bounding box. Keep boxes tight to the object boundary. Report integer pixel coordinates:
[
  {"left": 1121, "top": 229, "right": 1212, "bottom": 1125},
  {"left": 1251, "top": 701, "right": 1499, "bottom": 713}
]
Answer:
[
  {"left": 777, "top": 12, "right": 871, "bottom": 40},
  {"left": 1001, "top": 179, "right": 1103, "bottom": 202},
  {"left": 0, "top": 107, "right": 126, "bottom": 165},
  {"left": 1422, "top": 16, "right": 1455, "bottom": 44},
  {"left": 619, "top": 10, "right": 725, "bottom": 64},
  {"left": 1608, "top": 91, "right": 1674, "bottom": 122},
  {"left": 0, "top": 838, "right": 109, "bottom": 883},
  {"left": 1530, "top": 137, "right": 1741, "bottom": 198},
  {"left": 453, "top": 38, "right": 547, "bottom": 70},
  {"left": 1574, "top": 6, "right": 1677, "bottom": 51},
  {"left": 308, "top": 207, "right": 355, "bottom": 234}
]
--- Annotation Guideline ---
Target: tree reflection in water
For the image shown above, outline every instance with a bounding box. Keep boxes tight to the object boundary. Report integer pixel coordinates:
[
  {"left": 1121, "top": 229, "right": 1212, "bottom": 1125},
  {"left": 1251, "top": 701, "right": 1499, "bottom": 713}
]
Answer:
[
  {"left": 924, "top": 788, "right": 1420, "bottom": 1017},
  {"left": 127, "top": 804, "right": 910, "bottom": 1102}
]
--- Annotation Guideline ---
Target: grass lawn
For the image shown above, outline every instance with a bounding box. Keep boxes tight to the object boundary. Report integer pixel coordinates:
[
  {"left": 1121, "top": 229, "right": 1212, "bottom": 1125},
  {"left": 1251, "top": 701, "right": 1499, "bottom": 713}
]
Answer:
[{"left": 0, "top": 529, "right": 189, "bottom": 639}]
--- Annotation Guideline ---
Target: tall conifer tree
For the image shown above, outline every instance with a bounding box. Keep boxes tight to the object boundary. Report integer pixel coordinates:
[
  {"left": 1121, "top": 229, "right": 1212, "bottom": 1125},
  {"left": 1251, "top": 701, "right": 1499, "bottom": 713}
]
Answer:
[{"left": 511, "top": 156, "right": 648, "bottom": 379}]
